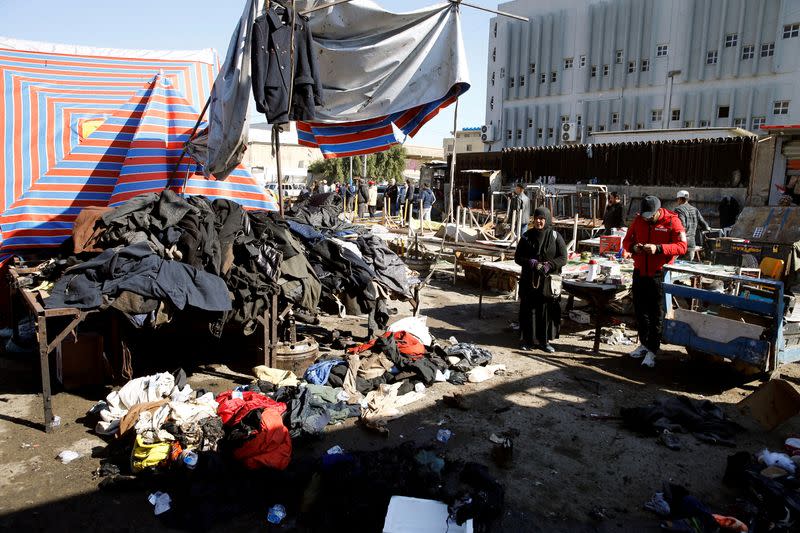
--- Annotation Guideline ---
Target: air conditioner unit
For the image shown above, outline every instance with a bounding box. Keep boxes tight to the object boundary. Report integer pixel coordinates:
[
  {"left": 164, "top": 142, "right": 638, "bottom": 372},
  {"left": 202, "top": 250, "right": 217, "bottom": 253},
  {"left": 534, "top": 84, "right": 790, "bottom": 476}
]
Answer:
[
  {"left": 480, "top": 124, "right": 495, "bottom": 143},
  {"left": 560, "top": 122, "right": 578, "bottom": 142}
]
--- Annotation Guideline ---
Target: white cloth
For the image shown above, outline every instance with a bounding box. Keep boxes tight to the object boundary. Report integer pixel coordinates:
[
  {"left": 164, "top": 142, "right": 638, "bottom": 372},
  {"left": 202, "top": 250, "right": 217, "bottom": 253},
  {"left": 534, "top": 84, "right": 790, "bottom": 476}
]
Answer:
[
  {"left": 303, "top": 0, "right": 469, "bottom": 122},
  {"left": 388, "top": 315, "right": 432, "bottom": 346}
]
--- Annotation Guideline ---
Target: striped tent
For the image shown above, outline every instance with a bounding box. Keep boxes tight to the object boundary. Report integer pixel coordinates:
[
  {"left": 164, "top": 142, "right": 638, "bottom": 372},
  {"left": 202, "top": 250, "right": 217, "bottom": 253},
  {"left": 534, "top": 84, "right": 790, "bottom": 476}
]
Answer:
[
  {"left": 296, "top": 83, "right": 467, "bottom": 159},
  {"left": 0, "top": 37, "right": 277, "bottom": 253}
]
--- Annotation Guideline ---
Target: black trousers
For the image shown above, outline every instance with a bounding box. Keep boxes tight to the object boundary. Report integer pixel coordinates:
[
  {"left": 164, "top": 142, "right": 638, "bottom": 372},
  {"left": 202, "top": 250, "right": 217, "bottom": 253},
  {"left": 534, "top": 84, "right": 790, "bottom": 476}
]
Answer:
[
  {"left": 632, "top": 272, "right": 666, "bottom": 352},
  {"left": 368, "top": 205, "right": 376, "bottom": 217},
  {"left": 519, "top": 284, "right": 561, "bottom": 346}
]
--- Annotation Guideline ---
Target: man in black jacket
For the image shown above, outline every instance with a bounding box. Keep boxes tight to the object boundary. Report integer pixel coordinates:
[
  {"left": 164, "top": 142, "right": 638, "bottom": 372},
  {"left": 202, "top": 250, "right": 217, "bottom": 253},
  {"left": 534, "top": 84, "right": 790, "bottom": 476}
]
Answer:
[
  {"left": 356, "top": 178, "right": 369, "bottom": 218},
  {"left": 602, "top": 192, "right": 625, "bottom": 235}
]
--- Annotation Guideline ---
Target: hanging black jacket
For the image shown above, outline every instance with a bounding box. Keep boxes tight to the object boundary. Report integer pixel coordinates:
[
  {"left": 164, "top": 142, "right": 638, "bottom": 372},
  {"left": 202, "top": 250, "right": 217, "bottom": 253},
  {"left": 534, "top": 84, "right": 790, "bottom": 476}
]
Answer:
[{"left": 251, "top": 3, "right": 324, "bottom": 124}]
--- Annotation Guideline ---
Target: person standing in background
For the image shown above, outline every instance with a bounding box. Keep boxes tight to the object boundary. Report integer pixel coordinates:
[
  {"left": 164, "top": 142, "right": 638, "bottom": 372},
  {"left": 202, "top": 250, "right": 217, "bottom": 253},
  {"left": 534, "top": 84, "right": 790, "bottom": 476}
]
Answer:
[
  {"left": 602, "top": 192, "right": 625, "bottom": 236},
  {"left": 511, "top": 183, "right": 531, "bottom": 235},
  {"left": 674, "top": 190, "right": 710, "bottom": 261},
  {"left": 367, "top": 180, "right": 378, "bottom": 217}
]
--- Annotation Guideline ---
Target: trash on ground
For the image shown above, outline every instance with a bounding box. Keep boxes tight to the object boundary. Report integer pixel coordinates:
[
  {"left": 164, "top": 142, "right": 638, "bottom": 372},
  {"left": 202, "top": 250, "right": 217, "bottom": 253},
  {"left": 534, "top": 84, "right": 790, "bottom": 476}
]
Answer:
[{"left": 57, "top": 450, "right": 81, "bottom": 464}]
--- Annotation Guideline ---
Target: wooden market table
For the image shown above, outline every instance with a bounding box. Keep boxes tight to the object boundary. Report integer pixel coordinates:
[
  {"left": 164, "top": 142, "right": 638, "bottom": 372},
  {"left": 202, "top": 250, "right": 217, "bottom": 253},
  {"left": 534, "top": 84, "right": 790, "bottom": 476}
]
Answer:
[
  {"left": 8, "top": 267, "right": 98, "bottom": 431},
  {"left": 562, "top": 279, "right": 631, "bottom": 354}
]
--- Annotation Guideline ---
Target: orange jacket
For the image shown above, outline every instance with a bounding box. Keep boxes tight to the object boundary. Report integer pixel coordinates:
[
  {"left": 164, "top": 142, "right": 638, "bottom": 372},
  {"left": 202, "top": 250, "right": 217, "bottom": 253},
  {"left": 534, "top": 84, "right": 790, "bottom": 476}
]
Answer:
[{"left": 622, "top": 208, "right": 687, "bottom": 277}]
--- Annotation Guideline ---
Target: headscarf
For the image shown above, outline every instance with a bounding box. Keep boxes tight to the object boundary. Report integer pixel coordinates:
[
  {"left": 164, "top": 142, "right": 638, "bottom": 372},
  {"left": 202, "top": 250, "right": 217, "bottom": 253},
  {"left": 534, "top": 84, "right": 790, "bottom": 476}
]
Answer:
[{"left": 526, "top": 206, "right": 553, "bottom": 256}]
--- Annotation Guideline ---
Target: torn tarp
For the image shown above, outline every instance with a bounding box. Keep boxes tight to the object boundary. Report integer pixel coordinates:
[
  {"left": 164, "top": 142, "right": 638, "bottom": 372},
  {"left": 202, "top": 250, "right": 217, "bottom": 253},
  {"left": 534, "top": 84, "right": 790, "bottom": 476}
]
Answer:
[{"left": 297, "top": 0, "right": 469, "bottom": 158}]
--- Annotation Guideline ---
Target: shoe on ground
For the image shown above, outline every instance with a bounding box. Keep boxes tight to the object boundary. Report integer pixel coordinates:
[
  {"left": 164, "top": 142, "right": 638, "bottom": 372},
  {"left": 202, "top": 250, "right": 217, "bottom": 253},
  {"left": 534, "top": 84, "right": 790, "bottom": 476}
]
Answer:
[
  {"left": 629, "top": 344, "right": 648, "bottom": 359},
  {"left": 641, "top": 351, "right": 656, "bottom": 368},
  {"left": 519, "top": 344, "right": 533, "bottom": 352},
  {"left": 542, "top": 344, "right": 556, "bottom": 354}
]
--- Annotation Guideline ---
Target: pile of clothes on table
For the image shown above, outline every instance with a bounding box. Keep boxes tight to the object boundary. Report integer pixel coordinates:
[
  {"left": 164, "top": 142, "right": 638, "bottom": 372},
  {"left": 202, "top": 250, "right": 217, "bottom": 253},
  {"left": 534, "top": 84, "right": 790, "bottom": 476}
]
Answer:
[{"left": 26, "top": 190, "right": 410, "bottom": 337}]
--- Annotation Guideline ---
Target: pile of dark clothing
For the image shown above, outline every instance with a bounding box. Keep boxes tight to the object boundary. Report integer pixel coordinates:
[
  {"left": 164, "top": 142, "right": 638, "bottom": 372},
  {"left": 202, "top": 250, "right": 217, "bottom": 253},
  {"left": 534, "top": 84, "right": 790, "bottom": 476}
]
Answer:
[
  {"left": 40, "top": 190, "right": 411, "bottom": 337},
  {"left": 283, "top": 192, "right": 411, "bottom": 332},
  {"left": 621, "top": 396, "right": 741, "bottom": 448},
  {"left": 721, "top": 449, "right": 800, "bottom": 531}
]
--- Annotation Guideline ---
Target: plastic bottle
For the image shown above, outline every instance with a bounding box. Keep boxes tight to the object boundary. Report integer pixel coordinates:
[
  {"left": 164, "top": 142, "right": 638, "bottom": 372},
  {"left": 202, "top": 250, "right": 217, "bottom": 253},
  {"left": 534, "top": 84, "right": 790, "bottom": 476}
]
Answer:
[
  {"left": 181, "top": 450, "right": 198, "bottom": 470},
  {"left": 267, "top": 504, "right": 286, "bottom": 524},
  {"left": 586, "top": 260, "right": 599, "bottom": 282},
  {"left": 436, "top": 429, "right": 453, "bottom": 443}
]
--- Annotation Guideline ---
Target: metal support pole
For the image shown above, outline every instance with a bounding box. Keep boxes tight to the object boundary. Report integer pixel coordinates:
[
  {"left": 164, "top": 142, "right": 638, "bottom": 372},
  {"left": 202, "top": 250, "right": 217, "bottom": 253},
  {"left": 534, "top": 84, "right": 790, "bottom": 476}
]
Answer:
[
  {"left": 273, "top": 124, "right": 285, "bottom": 216},
  {"left": 447, "top": 98, "right": 459, "bottom": 223}
]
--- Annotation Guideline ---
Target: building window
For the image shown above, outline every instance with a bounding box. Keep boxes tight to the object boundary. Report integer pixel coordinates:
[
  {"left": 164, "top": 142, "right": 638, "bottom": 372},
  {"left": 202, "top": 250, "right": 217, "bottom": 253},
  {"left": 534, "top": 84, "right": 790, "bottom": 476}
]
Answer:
[
  {"left": 547, "top": 128, "right": 554, "bottom": 138},
  {"left": 628, "top": 61, "right": 636, "bottom": 73},
  {"left": 774, "top": 100, "right": 790, "bottom": 115},
  {"left": 579, "top": 55, "right": 586, "bottom": 67},
  {"left": 784, "top": 23, "right": 800, "bottom": 39},
  {"left": 561, "top": 115, "right": 570, "bottom": 123},
  {"left": 506, "top": 129, "right": 512, "bottom": 140},
  {"left": 615, "top": 50, "right": 623, "bottom": 64},
  {"left": 718, "top": 106, "right": 730, "bottom": 119},
  {"left": 752, "top": 116, "right": 766, "bottom": 129},
  {"left": 516, "top": 130, "right": 522, "bottom": 140},
  {"left": 576, "top": 115, "right": 582, "bottom": 126},
  {"left": 489, "top": 97, "right": 494, "bottom": 110},
  {"left": 537, "top": 128, "right": 543, "bottom": 139},
  {"left": 651, "top": 109, "right": 663, "bottom": 122},
  {"left": 706, "top": 50, "right": 718, "bottom": 64},
  {"left": 564, "top": 57, "right": 573, "bottom": 69},
  {"left": 540, "top": 73, "right": 546, "bottom": 84},
  {"left": 466, "top": 144, "right": 473, "bottom": 151},
  {"left": 499, "top": 68, "right": 505, "bottom": 78},
  {"left": 551, "top": 71, "right": 557, "bottom": 82},
  {"left": 742, "top": 45, "right": 754, "bottom": 60},
  {"left": 493, "top": 23, "right": 497, "bottom": 38},
  {"left": 509, "top": 77, "right": 515, "bottom": 88},
  {"left": 624, "top": 124, "right": 631, "bottom": 130},
  {"left": 699, "top": 119, "right": 709, "bottom": 127},
  {"left": 683, "top": 120, "right": 695, "bottom": 128},
  {"left": 528, "top": 118, "right": 533, "bottom": 128},
  {"left": 671, "top": 109, "right": 681, "bottom": 121},
  {"left": 603, "top": 64, "right": 609, "bottom": 76},
  {"left": 636, "top": 123, "right": 644, "bottom": 129},
  {"left": 490, "top": 72, "right": 495, "bottom": 86},
  {"left": 761, "top": 43, "right": 775, "bottom": 57},
  {"left": 597, "top": 125, "right": 605, "bottom": 132},
  {"left": 641, "top": 59, "right": 650, "bottom": 72},
  {"left": 611, "top": 112, "right": 619, "bottom": 124},
  {"left": 587, "top": 126, "right": 593, "bottom": 135},
  {"left": 519, "top": 76, "right": 525, "bottom": 87},
  {"left": 591, "top": 65, "right": 597, "bottom": 77},
  {"left": 530, "top": 63, "right": 536, "bottom": 73},
  {"left": 656, "top": 44, "right": 669, "bottom": 57},
  {"left": 492, "top": 48, "right": 496, "bottom": 62},
  {"left": 733, "top": 118, "right": 746, "bottom": 128},
  {"left": 725, "top": 33, "right": 738, "bottom": 47}
]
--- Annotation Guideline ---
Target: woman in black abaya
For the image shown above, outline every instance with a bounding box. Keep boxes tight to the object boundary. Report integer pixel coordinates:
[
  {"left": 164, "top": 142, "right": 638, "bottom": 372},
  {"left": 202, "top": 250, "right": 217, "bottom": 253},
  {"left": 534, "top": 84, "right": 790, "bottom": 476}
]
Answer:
[{"left": 514, "top": 207, "right": 568, "bottom": 353}]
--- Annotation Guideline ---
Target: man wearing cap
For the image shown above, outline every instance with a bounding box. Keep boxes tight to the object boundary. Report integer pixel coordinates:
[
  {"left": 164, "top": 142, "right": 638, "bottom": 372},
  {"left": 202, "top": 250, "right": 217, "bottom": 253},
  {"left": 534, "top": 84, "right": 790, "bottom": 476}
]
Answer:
[
  {"left": 511, "top": 183, "right": 531, "bottom": 235},
  {"left": 622, "top": 196, "right": 688, "bottom": 368},
  {"left": 674, "top": 190, "right": 710, "bottom": 261}
]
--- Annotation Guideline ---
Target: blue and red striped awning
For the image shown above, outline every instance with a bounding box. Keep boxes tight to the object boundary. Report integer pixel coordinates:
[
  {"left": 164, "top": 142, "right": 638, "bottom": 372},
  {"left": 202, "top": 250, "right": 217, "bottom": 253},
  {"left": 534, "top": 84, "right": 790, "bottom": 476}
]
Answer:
[
  {"left": 0, "top": 39, "right": 277, "bottom": 253},
  {"left": 296, "top": 83, "right": 467, "bottom": 159}
]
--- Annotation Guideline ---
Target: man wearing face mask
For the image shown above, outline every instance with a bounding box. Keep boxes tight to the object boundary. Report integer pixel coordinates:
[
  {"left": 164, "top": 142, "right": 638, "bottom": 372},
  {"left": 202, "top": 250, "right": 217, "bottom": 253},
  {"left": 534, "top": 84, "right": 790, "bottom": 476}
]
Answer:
[{"left": 622, "top": 196, "right": 687, "bottom": 368}]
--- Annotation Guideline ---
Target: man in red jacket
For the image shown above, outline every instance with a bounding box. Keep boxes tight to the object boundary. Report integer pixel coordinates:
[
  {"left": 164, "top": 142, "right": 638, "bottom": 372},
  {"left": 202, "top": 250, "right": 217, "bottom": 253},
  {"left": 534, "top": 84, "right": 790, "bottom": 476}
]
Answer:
[{"left": 622, "top": 196, "right": 687, "bottom": 368}]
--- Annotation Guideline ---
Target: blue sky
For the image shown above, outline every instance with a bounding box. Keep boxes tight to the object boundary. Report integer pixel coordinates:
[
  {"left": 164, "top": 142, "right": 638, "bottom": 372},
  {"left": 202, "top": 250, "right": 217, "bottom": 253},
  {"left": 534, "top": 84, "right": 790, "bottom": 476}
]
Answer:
[{"left": 0, "top": 0, "right": 491, "bottom": 148}]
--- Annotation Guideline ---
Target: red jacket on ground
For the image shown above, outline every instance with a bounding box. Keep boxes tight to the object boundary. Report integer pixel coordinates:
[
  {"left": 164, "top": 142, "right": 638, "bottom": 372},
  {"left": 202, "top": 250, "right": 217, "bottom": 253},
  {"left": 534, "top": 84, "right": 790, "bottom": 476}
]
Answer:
[{"left": 622, "top": 208, "right": 688, "bottom": 277}]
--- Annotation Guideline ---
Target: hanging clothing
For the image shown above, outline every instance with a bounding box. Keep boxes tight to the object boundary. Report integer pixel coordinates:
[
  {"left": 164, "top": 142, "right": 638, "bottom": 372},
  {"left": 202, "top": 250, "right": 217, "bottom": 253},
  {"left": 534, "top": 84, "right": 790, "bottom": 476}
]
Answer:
[
  {"left": 297, "top": 1, "right": 469, "bottom": 158},
  {"left": 251, "top": 2, "right": 323, "bottom": 124},
  {"left": 514, "top": 208, "right": 568, "bottom": 347}
]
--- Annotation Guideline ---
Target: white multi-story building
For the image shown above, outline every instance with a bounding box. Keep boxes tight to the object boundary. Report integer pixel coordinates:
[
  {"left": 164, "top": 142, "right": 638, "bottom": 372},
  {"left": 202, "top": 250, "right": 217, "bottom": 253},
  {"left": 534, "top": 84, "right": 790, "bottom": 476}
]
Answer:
[{"left": 485, "top": 0, "right": 800, "bottom": 149}]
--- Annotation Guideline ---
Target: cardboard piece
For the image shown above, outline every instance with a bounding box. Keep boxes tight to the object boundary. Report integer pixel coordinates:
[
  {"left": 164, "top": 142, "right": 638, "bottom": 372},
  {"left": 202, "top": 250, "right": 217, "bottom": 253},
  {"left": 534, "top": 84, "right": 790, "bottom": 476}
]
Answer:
[
  {"left": 383, "top": 496, "right": 473, "bottom": 533},
  {"left": 738, "top": 379, "right": 800, "bottom": 431},
  {"left": 599, "top": 235, "right": 622, "bottom": 254}
]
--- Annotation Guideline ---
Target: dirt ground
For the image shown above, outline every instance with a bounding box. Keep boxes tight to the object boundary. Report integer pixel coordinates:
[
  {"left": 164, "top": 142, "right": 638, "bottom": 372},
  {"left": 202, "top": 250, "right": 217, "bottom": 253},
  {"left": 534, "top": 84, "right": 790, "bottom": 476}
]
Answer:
[{"left": 1, "top": 275, "right": 799, "bottom": 532}]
